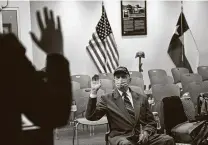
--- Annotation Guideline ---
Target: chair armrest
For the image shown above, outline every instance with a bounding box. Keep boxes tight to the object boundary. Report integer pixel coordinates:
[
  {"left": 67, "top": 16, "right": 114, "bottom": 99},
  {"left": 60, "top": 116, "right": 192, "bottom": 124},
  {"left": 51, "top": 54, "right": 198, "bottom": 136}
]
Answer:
[
  {"left": 152, "top": 112, "right": 161, "bottom": 130},
  {"left": 105, "top": 131, "right": 110, "bottom": 142}
]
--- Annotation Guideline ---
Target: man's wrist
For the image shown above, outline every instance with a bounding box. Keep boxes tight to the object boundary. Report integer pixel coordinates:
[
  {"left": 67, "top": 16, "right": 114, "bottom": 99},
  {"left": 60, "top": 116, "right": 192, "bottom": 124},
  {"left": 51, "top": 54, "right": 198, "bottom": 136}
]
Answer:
[{"left": 90, "top": 93, "right": 97, "bottom": 98}]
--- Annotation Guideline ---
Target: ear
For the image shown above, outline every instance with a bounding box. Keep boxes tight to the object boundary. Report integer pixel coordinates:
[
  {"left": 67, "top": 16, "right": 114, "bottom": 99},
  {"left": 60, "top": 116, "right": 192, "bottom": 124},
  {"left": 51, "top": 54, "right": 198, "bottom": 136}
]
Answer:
[{"left": 129, "top": 77, "right": 132, "bottom": 83}]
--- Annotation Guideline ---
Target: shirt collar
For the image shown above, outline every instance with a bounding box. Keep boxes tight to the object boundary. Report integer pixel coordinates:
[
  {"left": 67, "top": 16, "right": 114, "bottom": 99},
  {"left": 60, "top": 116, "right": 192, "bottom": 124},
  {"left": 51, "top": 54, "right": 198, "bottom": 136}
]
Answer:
[{"left": 117, "top": 88, "right": 131, "bottom": 97}]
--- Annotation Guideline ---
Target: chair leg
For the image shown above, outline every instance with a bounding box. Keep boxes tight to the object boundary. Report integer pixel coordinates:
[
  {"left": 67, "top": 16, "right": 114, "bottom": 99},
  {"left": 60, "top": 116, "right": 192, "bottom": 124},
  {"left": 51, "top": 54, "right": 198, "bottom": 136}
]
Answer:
[
  {"left": 92, "top": 126, "right": 94, "bottom": 136},
  {"left": 76, "top": 123, "right": 79, "bottom": 145},
  {"left": 72, "top": 123, "right": 76, "bottom": 145},
  {"left": 73, "top": 122, "right": 79, "bottom": 145},
  {"left": 89, "top": 126, "right": 92, "bottom": 136}
]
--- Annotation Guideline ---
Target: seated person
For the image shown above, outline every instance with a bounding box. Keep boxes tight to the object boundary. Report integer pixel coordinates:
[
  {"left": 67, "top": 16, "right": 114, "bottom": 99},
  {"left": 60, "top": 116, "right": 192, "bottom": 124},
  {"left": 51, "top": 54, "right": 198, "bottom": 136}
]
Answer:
[{"left": 86, "top": 66, "right": 175, "bottom": 145}]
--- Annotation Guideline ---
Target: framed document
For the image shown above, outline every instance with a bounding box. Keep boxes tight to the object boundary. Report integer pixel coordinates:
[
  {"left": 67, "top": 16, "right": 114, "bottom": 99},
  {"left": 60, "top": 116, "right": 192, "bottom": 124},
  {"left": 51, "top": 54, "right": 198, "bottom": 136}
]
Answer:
[
  {"left": 0, "top": 8, "right": 20, "bottom": 38},
  {"left": 121, "top": 1, "right": 147, "bottom": 36}
]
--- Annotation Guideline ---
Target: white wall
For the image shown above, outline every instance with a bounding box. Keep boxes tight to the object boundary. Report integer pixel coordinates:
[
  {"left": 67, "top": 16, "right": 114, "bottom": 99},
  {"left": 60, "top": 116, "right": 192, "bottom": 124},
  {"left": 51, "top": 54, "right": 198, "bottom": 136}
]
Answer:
[
  {"left": 0, "top": 0, "right": 33, "bottom": 61},
  {"left": 30, "top": 0, "right": 208, "bottom": 85}
]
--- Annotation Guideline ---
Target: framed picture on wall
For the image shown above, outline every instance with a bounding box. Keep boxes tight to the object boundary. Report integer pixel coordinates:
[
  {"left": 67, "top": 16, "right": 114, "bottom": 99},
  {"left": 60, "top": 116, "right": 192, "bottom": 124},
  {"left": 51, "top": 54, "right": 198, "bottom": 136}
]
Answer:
[
  {"left": 3, "top": 23, "right": 12, "bottom": 34},
  {"left": 121, "top": 0, "right": 147, "bottom": 36},
  {"left": 1, "top": 8, "right": 20, "bottom": 38}
]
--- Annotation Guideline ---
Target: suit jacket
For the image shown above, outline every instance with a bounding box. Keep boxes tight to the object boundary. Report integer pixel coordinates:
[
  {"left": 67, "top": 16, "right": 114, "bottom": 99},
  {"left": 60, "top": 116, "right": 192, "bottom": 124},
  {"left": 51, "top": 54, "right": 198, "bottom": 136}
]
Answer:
[
  {"left": 0, "top": 34, "right": 71, "bottom": 145},
  {"left": 86, "top": 88, "right": 157, "bottom": 145}
]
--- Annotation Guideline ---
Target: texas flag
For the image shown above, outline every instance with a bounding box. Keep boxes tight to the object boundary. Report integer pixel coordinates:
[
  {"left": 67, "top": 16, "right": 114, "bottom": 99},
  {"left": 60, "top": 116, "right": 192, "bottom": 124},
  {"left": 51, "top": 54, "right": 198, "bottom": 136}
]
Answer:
[{"left": 168, "top": 12, "right": 199, "bottom": 73}]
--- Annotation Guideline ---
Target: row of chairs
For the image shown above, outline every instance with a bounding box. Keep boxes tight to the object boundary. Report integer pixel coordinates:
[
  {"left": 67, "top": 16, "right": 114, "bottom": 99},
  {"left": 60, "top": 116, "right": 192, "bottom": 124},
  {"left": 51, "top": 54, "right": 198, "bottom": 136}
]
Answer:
[
  {"left": 71, "top": 66, "right": 208, "bottom": 91},
  {"left": 150, "top": 83, "right": 208, "bottom": 144}
]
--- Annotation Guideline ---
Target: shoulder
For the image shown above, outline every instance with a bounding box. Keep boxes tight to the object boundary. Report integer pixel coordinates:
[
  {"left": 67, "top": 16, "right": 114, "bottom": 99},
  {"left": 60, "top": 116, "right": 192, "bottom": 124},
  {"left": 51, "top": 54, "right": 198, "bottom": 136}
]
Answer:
[{"left": 131, "top": 90, "right": 147, "bottom": 101}]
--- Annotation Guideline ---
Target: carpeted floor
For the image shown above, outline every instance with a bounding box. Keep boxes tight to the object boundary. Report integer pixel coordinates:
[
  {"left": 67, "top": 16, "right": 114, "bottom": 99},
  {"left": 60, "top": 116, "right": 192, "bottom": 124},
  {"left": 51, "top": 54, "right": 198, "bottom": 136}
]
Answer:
[{"left": 54, "top": 124, "right": 108, "bottom": 145}]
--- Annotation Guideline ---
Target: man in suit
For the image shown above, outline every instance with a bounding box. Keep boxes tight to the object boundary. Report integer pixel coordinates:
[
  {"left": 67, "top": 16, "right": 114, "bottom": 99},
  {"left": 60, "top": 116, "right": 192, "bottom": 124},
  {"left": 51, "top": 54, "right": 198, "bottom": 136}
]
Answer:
[
  {"left": 0, "top": 7, "right": 72, "bottom": 145},
  {"left": 86, "top": 66, "right": 175, "bottom": 145}
]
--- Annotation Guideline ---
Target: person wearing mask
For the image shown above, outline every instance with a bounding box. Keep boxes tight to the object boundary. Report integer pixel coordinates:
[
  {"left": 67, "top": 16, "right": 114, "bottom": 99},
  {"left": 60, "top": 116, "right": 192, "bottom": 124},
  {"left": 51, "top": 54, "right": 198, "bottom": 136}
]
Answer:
[{"left": 86, "top": 66, "right": 175, "bottom": 145}]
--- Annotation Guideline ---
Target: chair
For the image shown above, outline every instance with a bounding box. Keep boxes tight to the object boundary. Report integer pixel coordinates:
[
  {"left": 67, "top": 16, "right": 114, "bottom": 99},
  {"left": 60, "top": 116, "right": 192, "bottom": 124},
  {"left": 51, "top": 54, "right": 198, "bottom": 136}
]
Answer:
[
  {"left": 148, "top": 69, "right": 167, "bottom": 79},
  {"left": 55, "top": 81, "right": 81, "bottom": 139},
  {"left": 152, "top": 84, "right": 181, "bottom": 131},
  {"left": 197, "top": 66, "right": 208, "bottom": 81},
  {"left": 129, "top": 77, "right": 144, "bottom": 90},
  {"left": 187, "top": 81, "right": 208, "bottom": 111},
  {"left": 129, "top": 71, "right": 143, "bottom": 79},
  {"left": 171, "top": 67, "right": 189, "bottom": 84},
  {"left": 72, "top": 88, "right": 108, "bottom": 145},
  {"left": 150, "top": 76, "right": 174, "bottom": 86},
  {"left": 71, "top": 75, "right": 91, "bottom": 89},
  {"left": 72, "top": 81, "right": 81, "bottom": 91},
  {"left": 99, "top": 73, "right": 114, "bottom": 80},
  {"left": 100, "top": 79, "right": 114, "bottom": 93},
  {"left": 181, "top": 73, "right": 202, "bottom": 93}
]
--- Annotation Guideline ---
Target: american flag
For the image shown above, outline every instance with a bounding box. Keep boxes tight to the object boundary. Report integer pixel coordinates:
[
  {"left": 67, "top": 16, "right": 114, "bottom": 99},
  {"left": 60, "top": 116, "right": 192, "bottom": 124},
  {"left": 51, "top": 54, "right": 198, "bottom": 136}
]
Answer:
[{"left": 86, "top": 4, "right": 119, "bottom": 73}]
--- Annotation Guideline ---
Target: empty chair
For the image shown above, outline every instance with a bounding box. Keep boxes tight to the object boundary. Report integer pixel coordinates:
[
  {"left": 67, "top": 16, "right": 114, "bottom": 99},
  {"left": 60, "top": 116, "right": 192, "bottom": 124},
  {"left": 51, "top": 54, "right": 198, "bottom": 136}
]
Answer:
[
  {"left": 187, "top": 82, "right": 202, "bottom": 107},
  {"left": 129, "top": 71, "right": 143, "bottom": 78},
  {"left": 100, "top": 79, "right": 114, "bottom": 93},
  {"left": 181, "top": 73, "right": 202, "bottom": 93},
  {"left": 99, "top": 73, "right": 114, "bottom": 80},
  {"left": 148, "top": 69, "right": 167, "bottom": 79},
  {"left": 72, "top": 81, "right": 81, "bottom": 91},
  {"left": 171, "top": 67, "right": 189, "bottom": 84},
  {"left": 152, "top": 84, "right": 180, "bottom": 131},
  {"left": 150, "top": 76, "right": 174, "bottom": 86},
  {"left": 129, "top": 77, "right": 144, "bottom": 90},
  {"left": 71, "top": 75, "right": 91, "bottom": 89},
  {"left": 197, "top": 66, "right": 208, "bottom": 81},
  {"left": 152, "top": 84, "right": 180, "bottom": 102},
  {"left": 72, "top": 88, "right": 108, "bottom": 145},
  {"left": 187, "top": 81, "right": 208, "bottom": 107}
]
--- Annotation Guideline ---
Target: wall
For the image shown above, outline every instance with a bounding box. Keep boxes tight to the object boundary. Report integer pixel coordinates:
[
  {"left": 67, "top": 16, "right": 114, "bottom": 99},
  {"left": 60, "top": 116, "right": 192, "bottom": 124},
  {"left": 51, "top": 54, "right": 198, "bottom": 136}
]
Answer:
[
  {"left": 0, "top": 0, "right": 33, "bottom": 61},
  {"left": 30, "top": 0, "right": 208, "bottom": 85}
]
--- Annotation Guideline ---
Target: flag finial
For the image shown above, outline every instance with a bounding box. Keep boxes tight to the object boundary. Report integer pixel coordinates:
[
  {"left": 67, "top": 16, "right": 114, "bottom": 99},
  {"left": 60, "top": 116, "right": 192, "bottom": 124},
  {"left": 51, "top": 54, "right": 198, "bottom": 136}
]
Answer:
[{"left": 181, "top": 1, "right": 183, "bottom": 13}]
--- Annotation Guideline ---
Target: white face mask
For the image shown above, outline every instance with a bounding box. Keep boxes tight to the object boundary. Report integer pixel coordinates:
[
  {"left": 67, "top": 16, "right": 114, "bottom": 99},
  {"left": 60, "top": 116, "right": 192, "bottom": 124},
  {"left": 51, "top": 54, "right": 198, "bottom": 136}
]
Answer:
[{"left": 114, "top": 74, "right": 130, "bottom": 91}]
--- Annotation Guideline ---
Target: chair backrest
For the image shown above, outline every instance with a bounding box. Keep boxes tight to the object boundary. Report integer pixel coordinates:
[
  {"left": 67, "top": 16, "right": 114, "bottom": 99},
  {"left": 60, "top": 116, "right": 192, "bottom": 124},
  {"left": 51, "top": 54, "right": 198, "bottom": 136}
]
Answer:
[
  {"left": 100, "top": 79, "right": 114, "bottom": 93},
  {"left": 181, "top": 73, "right": 202, "bottom": 93},
  {"left": 150, "top": 76, "right": 174, "bottom": 86},
  {"left": 152, "top": 84, "right": 180, "bottom": 131},
  {"left": 201, "top": 81, "right": 208, "bottom": 92},
  {"left": 71, "top": 75, "right": 91, "bottom": 89},
  {"left": 72, "top": 81, "right": 80, "bottom": 91},
  {"left": 187, "top": 82, "right": 202, "bottom": 106},
  {"left": 152, "top": 84, "right": 180, "bottom": 101},
  {"left": 197, "top": 66, "right": 208, "bottom": 81},
  {"left": 148, "top": 69, "right": 167, "bottom": 79},
  {"left": 129, "top": 71, "right": 143, "bottom": 79},
  {"left": 129, "top": 86, "right": 146, "bottom": 96},
  {"left": 99, "top": 73, "right": 114, "bottom": 80},
  {"left": 171, "top": 67, "right": 189, "bottom": 83},
  {"left": 188, "top": 81, "right": 208, "bottom": 106},
  {"left": 129, "top": 77, "right": 144, "bottom": 90},
  {"left": 73, "top": 88, "right": 105, "bottom": 117}
]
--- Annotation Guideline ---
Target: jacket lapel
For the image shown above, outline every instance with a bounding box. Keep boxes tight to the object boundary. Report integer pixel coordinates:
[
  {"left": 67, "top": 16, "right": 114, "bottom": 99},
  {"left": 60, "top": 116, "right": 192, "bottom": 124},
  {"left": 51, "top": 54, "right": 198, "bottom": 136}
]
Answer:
[
  {"left": 131, "top": 90, "right": 141, "bottom": 123},
  {"left": 113, "top": 89, "right": 134, "bottom": 125}
]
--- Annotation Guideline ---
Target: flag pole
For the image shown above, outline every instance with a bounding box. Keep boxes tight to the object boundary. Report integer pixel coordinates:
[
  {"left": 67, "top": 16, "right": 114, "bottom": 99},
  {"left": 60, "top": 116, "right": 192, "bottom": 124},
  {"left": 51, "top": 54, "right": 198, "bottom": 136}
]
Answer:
[
  {"left": 102, "top": 1, "right": 108, "bottom": 73},
  {"left": 181, "top": 1, "right": 184, "bottom": 65}
]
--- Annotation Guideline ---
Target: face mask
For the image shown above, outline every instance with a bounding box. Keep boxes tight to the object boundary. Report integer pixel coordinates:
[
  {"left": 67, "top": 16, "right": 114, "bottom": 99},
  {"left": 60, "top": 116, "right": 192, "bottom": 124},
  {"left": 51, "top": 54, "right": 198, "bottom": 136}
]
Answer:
[{"left": 114, "top": 78, "right": 129, "bottom": 91}]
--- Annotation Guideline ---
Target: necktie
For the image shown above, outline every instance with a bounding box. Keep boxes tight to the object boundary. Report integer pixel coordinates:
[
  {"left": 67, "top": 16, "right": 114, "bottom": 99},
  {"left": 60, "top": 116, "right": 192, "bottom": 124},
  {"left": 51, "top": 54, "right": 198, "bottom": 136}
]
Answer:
[{"left": 123, "top": 92, "right": 135, "bottom": 120}]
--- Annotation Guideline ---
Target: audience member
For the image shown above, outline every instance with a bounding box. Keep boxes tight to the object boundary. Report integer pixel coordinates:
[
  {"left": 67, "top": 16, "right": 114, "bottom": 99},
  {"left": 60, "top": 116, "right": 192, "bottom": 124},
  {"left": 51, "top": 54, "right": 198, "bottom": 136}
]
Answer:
[
  {"left": 86, "top": 66, "right": 175, "bottom": 145},
  {"left": 0, "top": 7, "right": 72, "bottom": 145}
]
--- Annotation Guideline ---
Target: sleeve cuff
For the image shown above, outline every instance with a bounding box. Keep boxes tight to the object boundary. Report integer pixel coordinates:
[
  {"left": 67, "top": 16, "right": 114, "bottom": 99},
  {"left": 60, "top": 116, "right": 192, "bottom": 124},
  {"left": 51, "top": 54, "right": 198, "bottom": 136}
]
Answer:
[{"left": 90, "top": 93, "right": 97, "bottom": 98}]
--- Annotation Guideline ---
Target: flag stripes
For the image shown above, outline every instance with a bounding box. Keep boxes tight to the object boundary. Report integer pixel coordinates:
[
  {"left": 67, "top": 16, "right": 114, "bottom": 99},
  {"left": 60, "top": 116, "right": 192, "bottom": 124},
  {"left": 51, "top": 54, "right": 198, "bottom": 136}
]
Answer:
[{"left": 86, "top": 4, "right": 119, "bottom": 73}]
